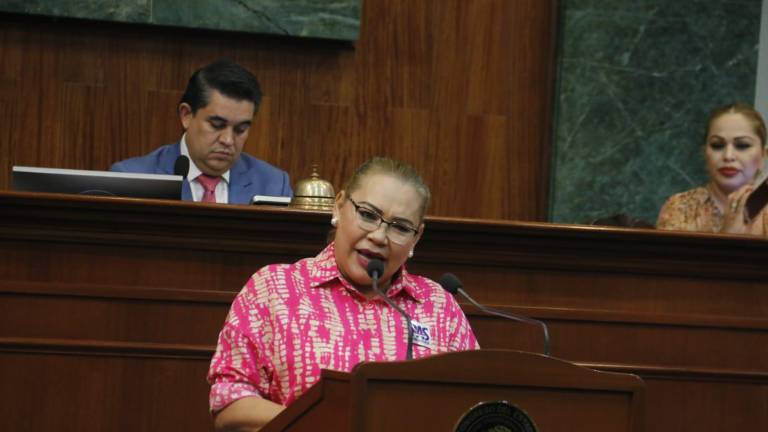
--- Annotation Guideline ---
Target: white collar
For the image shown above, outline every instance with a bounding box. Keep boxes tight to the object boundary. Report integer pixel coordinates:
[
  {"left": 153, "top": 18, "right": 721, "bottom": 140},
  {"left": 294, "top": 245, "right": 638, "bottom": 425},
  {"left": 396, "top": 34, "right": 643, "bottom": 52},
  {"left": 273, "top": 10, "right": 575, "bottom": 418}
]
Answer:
[{"left": 180, "top": 134, "right": 231, "bottom": 183}]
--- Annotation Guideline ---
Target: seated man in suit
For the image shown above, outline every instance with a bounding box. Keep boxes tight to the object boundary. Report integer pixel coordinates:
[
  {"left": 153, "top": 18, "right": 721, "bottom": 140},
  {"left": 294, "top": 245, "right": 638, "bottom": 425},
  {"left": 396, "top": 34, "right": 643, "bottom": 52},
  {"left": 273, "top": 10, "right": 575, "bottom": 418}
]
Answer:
[{"left": 111, "top": 60, "right": 292, "bottom": 204}]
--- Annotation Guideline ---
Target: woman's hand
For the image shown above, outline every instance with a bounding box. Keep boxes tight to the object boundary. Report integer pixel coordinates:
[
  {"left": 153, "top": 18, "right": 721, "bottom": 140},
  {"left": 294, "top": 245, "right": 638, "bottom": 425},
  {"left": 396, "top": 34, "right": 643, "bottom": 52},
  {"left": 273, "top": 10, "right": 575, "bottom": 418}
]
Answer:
[{"left": 721, "top": 184, "right": 754, "bottom": 234}]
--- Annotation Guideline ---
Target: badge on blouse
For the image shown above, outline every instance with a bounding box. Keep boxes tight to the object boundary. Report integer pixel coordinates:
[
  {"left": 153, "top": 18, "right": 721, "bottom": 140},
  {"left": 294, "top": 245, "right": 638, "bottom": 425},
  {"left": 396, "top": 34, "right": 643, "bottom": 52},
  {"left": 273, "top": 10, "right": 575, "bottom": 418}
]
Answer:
[{"left": 410, "top": 320, "right": 433, "bottom": 349}]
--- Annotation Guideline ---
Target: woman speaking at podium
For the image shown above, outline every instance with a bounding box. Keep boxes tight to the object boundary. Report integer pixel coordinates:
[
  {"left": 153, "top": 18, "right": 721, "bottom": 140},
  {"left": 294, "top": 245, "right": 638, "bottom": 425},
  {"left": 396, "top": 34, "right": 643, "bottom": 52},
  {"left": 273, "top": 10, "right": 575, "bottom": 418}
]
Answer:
[
  {"left": 207, "top": 157, "right": 479, "bottom": 431},
  {"left": 657, "top": 103, "right": 768, "bottom": 235}
]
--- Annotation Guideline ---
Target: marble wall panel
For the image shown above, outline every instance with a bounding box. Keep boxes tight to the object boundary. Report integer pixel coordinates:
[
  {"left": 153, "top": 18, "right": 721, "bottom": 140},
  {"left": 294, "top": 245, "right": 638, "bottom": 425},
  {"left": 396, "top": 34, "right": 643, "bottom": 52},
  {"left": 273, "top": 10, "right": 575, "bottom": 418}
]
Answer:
[
  {"left": 0, "top": 0, "right": 360, "bottom": 41},
  {"left": 551, "top": 0, "right": 761, "bottom": 224},
  {"left": 0, "top": 0, "right": 150, "bottom": 22}
]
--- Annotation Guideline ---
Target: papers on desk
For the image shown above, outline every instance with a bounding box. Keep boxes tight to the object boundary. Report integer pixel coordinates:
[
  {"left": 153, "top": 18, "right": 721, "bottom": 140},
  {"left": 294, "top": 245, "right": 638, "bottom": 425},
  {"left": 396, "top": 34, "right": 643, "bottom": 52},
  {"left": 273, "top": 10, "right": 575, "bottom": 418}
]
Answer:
[{"left": 251, "top": 195, "right": 291, "bottom": 206}]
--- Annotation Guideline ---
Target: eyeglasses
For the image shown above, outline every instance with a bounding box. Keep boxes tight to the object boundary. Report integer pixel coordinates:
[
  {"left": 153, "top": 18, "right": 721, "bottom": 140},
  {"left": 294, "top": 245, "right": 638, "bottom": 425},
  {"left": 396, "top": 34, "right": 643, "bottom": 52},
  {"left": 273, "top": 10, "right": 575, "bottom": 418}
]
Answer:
[{"left": 347, "top": 197, "right": 419, "bottom": 245}]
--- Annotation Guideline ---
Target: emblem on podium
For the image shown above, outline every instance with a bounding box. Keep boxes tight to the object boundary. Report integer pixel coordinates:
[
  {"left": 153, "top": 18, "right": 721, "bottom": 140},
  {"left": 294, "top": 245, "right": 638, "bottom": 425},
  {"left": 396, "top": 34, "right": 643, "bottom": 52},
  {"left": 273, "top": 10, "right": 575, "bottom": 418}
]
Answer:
[{"left": 455, "top": 401, "right": 537, "bottom": 432}]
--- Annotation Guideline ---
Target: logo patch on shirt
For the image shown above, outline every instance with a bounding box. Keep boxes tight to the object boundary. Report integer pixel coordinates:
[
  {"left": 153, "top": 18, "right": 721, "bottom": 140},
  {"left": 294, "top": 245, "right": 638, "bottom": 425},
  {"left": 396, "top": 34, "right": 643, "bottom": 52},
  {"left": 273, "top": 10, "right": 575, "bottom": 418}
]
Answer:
[{"left": 410, "top": 320, "right": 433, "bottom": 349}]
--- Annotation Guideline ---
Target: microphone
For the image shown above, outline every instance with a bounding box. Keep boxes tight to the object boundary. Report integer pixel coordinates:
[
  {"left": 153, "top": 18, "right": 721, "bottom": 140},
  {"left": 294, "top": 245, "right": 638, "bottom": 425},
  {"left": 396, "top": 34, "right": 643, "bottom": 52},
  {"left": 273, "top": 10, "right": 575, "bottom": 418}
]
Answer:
[
  {"left": 174, "top": 155, "right": 190, "bottom": 179},
  {"left": 367, "top": 259, "right": 414, "bottom": 360},
  {"left": 439, "top": 273, "right": 550, "bottom": 356}
]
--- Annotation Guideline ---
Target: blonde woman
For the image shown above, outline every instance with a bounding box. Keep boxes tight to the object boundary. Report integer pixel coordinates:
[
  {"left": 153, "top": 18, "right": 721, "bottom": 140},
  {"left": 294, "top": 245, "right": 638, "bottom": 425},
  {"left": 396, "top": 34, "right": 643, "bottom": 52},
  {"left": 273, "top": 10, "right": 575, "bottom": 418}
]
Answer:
[{"left": 657, "top": 103, "right": 768, "bottom": 235}]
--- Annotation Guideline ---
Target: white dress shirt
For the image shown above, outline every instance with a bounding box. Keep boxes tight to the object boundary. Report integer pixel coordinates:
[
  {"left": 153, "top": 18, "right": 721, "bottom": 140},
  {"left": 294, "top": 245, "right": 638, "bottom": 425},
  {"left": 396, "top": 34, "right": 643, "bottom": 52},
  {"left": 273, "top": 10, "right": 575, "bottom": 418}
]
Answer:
[{"left": 180, "top": 134, "right": 231, "bottom": 204}]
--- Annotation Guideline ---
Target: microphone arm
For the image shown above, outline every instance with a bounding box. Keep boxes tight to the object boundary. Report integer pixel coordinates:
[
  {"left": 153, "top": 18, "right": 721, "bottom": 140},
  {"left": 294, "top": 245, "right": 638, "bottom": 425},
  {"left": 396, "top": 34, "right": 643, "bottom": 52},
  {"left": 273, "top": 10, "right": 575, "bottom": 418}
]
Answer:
[
  {"left": 369, "top": 263, "right": 414, "bottom": 360},
  {"left": 455, "top": 287, "right": 550, "bottom": 357}
]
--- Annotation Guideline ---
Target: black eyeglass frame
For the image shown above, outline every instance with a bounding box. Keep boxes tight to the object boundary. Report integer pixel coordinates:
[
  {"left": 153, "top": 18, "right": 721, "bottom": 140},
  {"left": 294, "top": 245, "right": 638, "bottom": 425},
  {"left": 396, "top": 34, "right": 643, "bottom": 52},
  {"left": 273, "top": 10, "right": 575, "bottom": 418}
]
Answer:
[{"left": 347, "top": 197, "right": 420, "bottom": 243}]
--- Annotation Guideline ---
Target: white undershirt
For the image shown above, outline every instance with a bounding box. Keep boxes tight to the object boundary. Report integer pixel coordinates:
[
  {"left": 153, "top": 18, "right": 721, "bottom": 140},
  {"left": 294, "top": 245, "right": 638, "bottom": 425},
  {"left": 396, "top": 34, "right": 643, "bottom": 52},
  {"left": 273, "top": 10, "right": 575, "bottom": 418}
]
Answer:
[{"left": 180, "top": 134, "right": 231, "bottom": 204}]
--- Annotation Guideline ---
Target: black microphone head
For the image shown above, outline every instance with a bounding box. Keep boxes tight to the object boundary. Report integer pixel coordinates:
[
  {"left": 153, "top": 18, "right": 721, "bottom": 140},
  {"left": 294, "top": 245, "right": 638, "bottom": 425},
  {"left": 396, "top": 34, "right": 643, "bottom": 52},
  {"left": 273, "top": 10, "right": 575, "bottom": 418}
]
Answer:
[
  {"left": 174, "top": 155, "right": 190, "bottom": 179},
  {"left": 367, "top": 259, "right": 385, "bottom": 279},
  {"left": 438, "top": 273, "right": 463, "bottom": 295}
]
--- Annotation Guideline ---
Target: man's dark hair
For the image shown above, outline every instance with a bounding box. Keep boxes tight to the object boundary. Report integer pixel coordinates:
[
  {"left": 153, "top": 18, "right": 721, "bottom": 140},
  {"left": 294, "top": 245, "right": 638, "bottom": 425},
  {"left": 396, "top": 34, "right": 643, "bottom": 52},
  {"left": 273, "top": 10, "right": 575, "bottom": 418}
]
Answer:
[{"left": 179, "top": 60, "right": 262, "bottom": 113}]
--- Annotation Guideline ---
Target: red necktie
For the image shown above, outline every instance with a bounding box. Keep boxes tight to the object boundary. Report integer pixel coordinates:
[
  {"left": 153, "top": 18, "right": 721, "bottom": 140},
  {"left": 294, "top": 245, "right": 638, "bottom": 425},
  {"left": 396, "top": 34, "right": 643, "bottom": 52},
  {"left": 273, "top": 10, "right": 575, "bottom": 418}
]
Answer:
[{"left": 197, "top": 174, "right": 221, "bottom": 203}]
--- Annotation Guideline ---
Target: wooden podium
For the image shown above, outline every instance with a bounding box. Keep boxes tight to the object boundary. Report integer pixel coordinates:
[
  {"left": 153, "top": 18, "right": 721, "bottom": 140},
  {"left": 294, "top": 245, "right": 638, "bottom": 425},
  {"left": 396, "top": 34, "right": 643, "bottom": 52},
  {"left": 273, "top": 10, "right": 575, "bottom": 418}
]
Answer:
[{"left": 262, "top": 350, "right": 645, "bottom": 432}]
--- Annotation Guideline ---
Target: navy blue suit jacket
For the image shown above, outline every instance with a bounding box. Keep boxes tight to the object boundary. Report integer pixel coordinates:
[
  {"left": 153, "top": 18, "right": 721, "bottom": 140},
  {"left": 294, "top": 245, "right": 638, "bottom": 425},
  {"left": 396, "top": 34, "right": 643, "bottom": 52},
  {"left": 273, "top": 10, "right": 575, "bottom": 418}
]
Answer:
[{"left": 110, "top": 143, "right": 292, "bottom": 204}]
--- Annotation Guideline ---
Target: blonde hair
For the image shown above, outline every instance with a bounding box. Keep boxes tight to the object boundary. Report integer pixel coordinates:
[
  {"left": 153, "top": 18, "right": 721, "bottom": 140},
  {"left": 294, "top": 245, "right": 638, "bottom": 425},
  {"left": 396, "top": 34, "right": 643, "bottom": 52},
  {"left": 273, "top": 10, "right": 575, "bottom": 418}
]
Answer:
[
  {"left": 705, "top": 102, "right": 767, "bottom": 147},
  {"left": 344, "top": 157, "right": 431, "bottom": 221}
]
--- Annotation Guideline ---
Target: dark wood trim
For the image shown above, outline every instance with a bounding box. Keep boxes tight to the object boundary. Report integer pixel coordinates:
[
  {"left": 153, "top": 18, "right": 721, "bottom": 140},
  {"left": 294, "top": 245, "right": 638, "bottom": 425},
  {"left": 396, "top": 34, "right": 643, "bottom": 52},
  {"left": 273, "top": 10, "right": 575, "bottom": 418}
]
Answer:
[
  {"left": 3, "top": 191, "right": 768, "bottom": 281},
  {"left": 463, "top": 305, "right": 768, "bottom": 331},
  {"left": 0, "top": 191, "right": 330, "bottom": 254},
  {"left": 6, "top": 280, "right": 768, "bottom": 331},
  {"left": 585, "top": 362, "right": 768, "bottom": 384},
  {"left": 5, "top": 335, "right": 764, "bottom": 385},
  {"left": 418, "top": 218, "right": 768, "bottom": 279},
  {"left": 538, "top": 0, "right": 561, "bottom": 220},
  {"left": 0, "top": 280, "right": 235, "bottom": 303},
  {"left": 5, "top": 278, "right": 766, "bottom": 331},
  {"left": 0, "top": 337, "right": 214, "bottom": 360}
]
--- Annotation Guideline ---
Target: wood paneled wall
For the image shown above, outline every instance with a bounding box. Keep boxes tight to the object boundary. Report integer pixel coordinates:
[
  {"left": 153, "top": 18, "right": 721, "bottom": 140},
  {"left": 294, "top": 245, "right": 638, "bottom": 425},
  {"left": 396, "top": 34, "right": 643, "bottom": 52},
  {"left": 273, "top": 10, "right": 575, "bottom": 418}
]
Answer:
[{"left": 0, "top": 0, "right": 558, "bottom": 220}]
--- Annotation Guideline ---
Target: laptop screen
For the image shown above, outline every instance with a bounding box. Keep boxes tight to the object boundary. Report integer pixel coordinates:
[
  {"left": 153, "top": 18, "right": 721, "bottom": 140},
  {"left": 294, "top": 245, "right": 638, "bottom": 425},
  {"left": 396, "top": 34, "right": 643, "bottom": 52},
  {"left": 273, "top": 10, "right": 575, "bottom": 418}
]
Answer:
[{"left": 12, "top": 166, "right": 183, "bottom": 200}]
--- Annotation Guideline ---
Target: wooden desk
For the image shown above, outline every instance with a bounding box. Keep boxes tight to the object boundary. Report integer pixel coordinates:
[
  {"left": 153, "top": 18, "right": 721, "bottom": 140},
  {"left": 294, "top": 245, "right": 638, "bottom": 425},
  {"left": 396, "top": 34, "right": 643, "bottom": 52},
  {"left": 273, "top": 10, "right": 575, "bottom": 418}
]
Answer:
[{"left": 1, "top": 191, "right": 766, "bottom": 431}]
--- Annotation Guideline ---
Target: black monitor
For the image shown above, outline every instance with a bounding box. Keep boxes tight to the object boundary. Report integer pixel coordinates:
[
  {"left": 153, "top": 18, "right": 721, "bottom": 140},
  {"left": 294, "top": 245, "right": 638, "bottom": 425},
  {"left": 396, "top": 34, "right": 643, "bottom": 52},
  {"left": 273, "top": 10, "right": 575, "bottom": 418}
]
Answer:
[{"left": 12, "top": 166, "right": 183, "bottom": 200}]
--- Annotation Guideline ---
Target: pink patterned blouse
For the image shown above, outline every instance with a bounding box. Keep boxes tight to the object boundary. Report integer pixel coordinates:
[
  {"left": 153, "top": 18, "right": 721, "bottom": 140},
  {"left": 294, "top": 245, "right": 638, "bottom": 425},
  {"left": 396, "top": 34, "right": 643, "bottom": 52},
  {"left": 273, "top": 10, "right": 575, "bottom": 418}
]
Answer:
[{"left": 207, "top": 242, "right": 479, "bottom": 412}]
